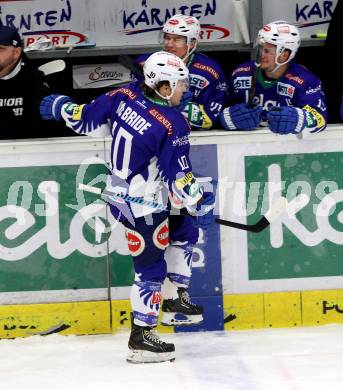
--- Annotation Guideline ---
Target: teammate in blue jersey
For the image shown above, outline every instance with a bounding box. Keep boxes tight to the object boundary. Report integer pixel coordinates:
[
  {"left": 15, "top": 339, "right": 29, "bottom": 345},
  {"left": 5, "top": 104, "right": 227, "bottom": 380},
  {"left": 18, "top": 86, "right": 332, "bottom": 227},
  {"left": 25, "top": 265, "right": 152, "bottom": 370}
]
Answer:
[
  {"left": 135, "top": 14, "right": 227, "bottom": 130},
  {"left": 220, "top": 20, "right": 328, "bottom": 135},
  {"left": 39, "top": 51, "right": 215, "bottom": 364}
]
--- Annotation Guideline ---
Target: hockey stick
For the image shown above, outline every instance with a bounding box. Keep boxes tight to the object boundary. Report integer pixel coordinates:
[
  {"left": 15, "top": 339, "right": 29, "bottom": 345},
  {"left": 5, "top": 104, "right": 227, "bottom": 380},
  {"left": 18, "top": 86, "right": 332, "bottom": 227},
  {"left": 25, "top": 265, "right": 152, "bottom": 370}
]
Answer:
[
  {"left": 78, "top": 183, "right": 168, "bottom": 211},
  {"left": 247, "top": 47, "right": 261, "bottom": 107},
  {"left": 215, "top": 196, "right": 287, "bottom": 232},
  {"left": 78, "top": 183, "right": 288, "bottom": 233},
  {"left": 118, "top": 55, "right": 144, "bottom": 79},
  {"left": 38, "top": 60, "right": 66, "bottom": 76}
]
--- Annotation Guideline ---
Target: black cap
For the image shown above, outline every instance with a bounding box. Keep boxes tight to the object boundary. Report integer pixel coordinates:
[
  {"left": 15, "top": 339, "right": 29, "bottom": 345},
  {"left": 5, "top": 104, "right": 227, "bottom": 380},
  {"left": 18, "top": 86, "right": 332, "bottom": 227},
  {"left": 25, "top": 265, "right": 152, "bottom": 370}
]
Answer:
[{"left": 0, "top": 25, "right": 22, "bottom": 47}]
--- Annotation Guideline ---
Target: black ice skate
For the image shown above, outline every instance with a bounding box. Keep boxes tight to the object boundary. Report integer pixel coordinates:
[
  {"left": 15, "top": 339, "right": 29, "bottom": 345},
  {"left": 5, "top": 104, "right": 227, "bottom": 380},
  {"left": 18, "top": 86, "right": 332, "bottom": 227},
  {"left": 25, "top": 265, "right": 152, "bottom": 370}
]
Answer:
[
  {"left": 127, "top": 316, "right": 175, "bottom": 363},
  {"left": 161, "top": 288, "right": 203, "bottom": 326}
]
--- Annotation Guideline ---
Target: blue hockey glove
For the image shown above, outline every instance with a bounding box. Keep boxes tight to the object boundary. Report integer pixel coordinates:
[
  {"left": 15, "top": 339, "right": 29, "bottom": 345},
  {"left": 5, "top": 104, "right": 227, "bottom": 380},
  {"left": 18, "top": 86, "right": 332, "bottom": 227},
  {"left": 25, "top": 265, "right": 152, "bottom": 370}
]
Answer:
[
  {"left": 191, "top": 192, "right": 215, "bottom": 230},
  {"left": 40, "top": 94, "right": 74, "bottom": 121},
  {"left": 174, "top": 91, "right": 193, "bottom": 112},
  {"left": 219, "top": 103, "right": 262, "bottom": 130},
  {"left": 267, "top": 106, "right": 309, "bottom": 134}
]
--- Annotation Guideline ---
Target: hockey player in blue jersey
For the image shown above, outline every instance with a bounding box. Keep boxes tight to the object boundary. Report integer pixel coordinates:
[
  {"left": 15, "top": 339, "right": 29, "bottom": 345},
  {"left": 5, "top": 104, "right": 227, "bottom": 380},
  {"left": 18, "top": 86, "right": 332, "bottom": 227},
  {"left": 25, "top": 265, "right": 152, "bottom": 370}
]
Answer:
[
  {"left": 220, "top": 20, "right": 328, "bottom": 135},
  {"left": 39, "top": 51, "right": 215, "bottom": 363},
  {"left": 134, "top": 15, "right": 225, "bottom": 328},
  {"left": 135, "top": 14, "right": 227, "bottom": 130}
]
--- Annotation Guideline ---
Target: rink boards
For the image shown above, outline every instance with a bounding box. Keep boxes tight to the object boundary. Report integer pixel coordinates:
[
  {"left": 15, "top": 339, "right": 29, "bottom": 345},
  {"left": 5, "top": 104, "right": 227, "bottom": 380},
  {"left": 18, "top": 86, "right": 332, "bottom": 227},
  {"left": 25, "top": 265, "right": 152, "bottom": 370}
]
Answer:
[
  {"left": 2, "top": 289, "right": 343, "bottom": 338},
  {"left": 1, "top": 127, "right": 343, "bottom": 337}
]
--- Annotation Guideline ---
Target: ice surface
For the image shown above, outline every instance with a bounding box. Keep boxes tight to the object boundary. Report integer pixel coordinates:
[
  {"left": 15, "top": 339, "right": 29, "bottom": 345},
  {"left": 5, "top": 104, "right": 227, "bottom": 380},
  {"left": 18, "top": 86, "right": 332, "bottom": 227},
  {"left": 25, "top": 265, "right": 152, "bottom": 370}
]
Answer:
[{"left": 1, "top": 324, "right": 343, "bottom": 390}]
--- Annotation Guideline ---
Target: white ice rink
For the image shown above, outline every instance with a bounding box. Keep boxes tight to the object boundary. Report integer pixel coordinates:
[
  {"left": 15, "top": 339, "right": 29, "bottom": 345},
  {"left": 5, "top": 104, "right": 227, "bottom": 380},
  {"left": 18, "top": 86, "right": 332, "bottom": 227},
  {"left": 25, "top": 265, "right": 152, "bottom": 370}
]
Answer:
[{"left": 1, "top": 324, "right": 343, "bottom": 390}]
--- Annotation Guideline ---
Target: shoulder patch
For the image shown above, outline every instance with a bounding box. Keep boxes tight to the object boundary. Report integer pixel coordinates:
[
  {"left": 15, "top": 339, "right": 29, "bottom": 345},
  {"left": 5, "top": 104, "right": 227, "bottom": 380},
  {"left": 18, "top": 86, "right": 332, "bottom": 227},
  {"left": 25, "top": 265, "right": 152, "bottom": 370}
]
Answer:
[
  {"left": 284, "top": 73, "right": 305, "bottom": 85},
  {"left": 193, "top": 62, "right": 219, "bottom": 79},
  {"left": 107, "top": 87, "right": 137, "bottom": 100},
  {"left": 149, "top": 108, "right": 173, "bottom": 135},
  {"left": 232, "top": 65, "right": 251, "bottom": 77}
]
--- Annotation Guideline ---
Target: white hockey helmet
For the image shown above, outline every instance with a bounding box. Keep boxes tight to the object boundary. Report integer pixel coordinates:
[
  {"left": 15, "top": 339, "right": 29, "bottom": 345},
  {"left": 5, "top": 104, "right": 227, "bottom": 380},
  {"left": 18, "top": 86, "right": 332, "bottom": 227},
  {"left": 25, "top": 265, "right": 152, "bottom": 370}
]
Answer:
[
  {"left": 163, "top": 14, "right": 200, "bottom": 58},
  {"left": 143, "top": 51, "right": 189, "bottom": 100},
  {"left": 257, "top": 20, "right": 301, "bottom": 64}
]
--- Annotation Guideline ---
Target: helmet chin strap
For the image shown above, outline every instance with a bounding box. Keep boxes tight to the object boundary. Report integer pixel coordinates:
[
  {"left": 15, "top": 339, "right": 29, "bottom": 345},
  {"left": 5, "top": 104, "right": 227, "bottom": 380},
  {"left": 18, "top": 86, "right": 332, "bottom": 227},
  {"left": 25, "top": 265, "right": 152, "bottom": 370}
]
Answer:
[
  {"left": 181, "top": 39, "right": 197, "bottom": 62},
  {"left": 269, "top": 49, "right": 292, "bottom": 74},
  {"left": 154, "top": 86, "right": 174, "bottom": 105}
]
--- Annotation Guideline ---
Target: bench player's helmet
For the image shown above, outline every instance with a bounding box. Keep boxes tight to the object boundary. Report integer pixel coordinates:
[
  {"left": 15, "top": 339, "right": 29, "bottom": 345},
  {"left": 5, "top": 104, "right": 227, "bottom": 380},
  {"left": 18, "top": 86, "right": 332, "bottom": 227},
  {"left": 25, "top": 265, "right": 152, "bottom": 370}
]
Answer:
[
  {"left": 257, "top": 20, "right": 301, "bottom": 69},
  {"left": 162, "top": 14, "right": 200, "bottom": 59}
]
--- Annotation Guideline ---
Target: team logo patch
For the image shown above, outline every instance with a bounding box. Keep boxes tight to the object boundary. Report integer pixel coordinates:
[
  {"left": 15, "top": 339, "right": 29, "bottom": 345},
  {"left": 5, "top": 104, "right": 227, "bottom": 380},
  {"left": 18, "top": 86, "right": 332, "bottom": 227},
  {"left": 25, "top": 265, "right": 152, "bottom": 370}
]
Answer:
[
  {"left": 126, "top": 229, "right": 145, "bottom": 256},
  {"left": 167, "top": 58, "right": 181, "bottom": 68},
  {"left": 277, "top": 82, "right": 295, "bottom": 98},
  {"left": 185, "top": 17, "right": 196, "bottom": 25},
  {"left": 153, "top": 219, "right": 169, "bottom": 250},
  {"left": 190, "top": 74, "right": 209, "bottom": 89},
  {"left": 277, "top": 26, "right": 290, "bottom": 34},
  {"left": 72, "top": 104, "right": 85, "bottom": 120},
  {"left": 151, "top": 291, "right": 161, "bottom": 305},
  {"left": 168, "top": 19, "right": 179, "bottom": 25},
  {"left": 233, "top": 76, "right": 251, "bottom": 90},
  {"left": 285, "top": 73, "right": 304, "bottom": 85}
]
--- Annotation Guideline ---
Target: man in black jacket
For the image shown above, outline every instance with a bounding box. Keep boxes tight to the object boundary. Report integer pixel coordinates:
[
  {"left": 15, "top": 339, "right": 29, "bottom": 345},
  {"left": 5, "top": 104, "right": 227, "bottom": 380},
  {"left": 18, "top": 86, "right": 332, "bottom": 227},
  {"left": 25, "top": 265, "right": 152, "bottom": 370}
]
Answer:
[{"left": 0, "top": 25, "right": 71, "bottom": 139}]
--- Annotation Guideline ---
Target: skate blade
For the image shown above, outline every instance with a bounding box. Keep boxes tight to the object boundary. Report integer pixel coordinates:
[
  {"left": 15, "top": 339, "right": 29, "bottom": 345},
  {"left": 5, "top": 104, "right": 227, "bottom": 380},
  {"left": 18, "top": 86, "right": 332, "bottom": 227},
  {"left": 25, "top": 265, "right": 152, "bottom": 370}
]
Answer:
[
  {"left": 161, "top": 312, "right": 203, "bottom": 326},
  {"left": 127, "top": 349, "right": 175, "bottom": 364}
]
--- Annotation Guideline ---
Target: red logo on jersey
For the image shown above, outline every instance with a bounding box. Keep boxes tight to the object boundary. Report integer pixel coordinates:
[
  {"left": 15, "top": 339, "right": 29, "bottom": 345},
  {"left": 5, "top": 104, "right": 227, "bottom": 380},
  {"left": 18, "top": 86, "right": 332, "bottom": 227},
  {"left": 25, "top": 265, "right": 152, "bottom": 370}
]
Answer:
[
  {"left": 149, "top": 108, "right": 173, "bottom": 135},
  {"left": 153, "top": 220, "right": 169, "bottom": 249},
  {"left": 126, "top": 229, "right": 145, "bottom": 256},
  {"left": 107, "top": 87, "right": 137, "bottom": 100},
  {"left": 152, "top": 291, "right": 161, "bottom": 305}
]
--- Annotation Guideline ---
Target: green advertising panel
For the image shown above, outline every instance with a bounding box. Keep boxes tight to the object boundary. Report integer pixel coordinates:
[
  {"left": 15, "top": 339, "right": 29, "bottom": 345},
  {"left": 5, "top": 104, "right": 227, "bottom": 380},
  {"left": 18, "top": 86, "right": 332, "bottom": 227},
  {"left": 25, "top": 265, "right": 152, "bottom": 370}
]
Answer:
[
  {"left": 0, "top": 164, "right": 133, "bottom": 293},
  {"left": 245, "top": 152, "right": 343, "bottom": 280}
]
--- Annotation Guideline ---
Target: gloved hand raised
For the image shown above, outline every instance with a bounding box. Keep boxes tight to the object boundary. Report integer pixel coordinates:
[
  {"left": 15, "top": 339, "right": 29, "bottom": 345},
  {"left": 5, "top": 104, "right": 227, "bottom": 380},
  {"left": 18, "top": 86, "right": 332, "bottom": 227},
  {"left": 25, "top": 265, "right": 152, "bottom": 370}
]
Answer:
[
  {"left": 267, "top": 106, "right": 309, "bottom": 134},
  {"left": 189, "top": 191, "right": 215, "bottom": 230},
  {"left": 40, "top": 94, "right": 74, "bottom": 121},
  {"left": 220, "top": 103, "right": 262, "bottom": 130}
]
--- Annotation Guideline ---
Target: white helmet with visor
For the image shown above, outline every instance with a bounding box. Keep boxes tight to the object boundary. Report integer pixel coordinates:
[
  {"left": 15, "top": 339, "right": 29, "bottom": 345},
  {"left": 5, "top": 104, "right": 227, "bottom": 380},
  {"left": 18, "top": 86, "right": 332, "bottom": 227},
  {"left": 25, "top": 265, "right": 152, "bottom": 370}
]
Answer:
[
  {"left": 257, "top": 20, "right": 301, "bottom": 70},
  {"left": 143, "top": 51, "right": 189, "bottom": 100}
]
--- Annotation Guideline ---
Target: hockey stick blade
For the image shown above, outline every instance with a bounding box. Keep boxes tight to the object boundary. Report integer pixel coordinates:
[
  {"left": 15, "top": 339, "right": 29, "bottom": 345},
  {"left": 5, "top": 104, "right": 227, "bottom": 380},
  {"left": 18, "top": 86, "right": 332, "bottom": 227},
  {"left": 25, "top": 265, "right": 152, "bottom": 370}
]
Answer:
[
  {"left": 264, "top": 197, "right": 288, "bottom": 223},
  {"left": 215, "top": 197, "right": 288, "bottom": 233},
  {"left": 78, "top": 184, "right": 288, "bottom": 233},
  {"left": 38, "top": 60, "right": 66, "bottom": 76},
  {"left": 118, "top": 55, "right": 144, "bottom": 79}
]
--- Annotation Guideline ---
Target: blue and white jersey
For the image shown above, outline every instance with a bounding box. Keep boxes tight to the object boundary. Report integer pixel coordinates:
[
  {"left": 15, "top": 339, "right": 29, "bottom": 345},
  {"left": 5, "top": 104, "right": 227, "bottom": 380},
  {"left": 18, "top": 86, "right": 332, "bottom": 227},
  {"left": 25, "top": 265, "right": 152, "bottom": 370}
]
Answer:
[
  {"left": 61, "top": 83, "right": 202, "bottom": 221},
  {"left": 227, "top": 61, "right": 328, "bottom": 133},
  {"left": 136, "top": 52, "right": 227, "bottom": 128}
]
